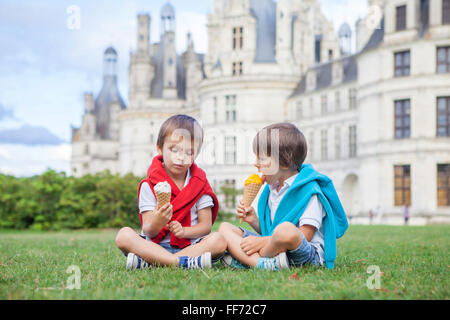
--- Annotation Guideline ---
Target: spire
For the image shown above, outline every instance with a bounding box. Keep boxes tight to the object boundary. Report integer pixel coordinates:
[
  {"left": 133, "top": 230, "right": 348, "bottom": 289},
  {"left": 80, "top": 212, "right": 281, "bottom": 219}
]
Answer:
[
  {"left": 95, "top": 46, "right": 126, "bottom": 139},
  {"left": 103, "top": 46, "right": 118, "bottom": 78},
  {"left": 160, "top": 2, "right": 175, "bottom": 35}
]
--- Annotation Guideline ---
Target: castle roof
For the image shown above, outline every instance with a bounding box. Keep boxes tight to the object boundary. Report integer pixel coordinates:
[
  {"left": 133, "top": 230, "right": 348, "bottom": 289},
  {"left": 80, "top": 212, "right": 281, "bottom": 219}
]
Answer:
[{"left": 291, "top": 54, "right": 358, "bottom": 97}]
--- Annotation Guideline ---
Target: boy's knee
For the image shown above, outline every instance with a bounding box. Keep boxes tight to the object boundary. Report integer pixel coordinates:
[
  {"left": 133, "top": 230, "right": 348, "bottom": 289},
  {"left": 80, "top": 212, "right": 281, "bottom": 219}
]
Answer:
[
  {"left": 206, "top": 232, "right": 227, "bottom": 253},
  {"left": 218, "top": 222, "right": 233, "bottom": 234},
  {"left": 273, "top": 222, "right": 301, "bottom": 248},
  {"left": 115, "top": 227, "right": 135, "bottom": 249}
]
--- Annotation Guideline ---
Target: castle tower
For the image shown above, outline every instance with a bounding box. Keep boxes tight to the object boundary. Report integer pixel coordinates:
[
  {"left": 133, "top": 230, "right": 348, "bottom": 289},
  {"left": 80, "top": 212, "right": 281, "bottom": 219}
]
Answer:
[
  {"left": 183, "top": 32, "right": 202, "bottom": 105},
  {"left": 129, "top": 13, "right": 153, "bottom": 103},
  {"left": 161, "top": 2, "right": 177, "bottom": 99},
  {"left": 137, "top": 13, "right": 150, "bottom": 55},
  {"left": 95, "top": 47, "right": 126, "bottom": 139},
  {"left": 81, "top": 92, "right": 96, "bottom": 140}
]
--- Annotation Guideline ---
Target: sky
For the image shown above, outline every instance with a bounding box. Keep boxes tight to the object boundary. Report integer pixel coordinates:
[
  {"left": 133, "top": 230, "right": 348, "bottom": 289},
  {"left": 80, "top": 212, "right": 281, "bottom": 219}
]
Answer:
[{"left": 0, "top": 0, "right": 368, "bottom": 177}]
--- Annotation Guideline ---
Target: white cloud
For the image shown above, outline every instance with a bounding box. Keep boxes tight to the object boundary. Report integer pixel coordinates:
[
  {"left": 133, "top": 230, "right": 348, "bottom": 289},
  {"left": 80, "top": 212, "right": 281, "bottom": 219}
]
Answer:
[{"left": 0, "top": 143, "right": 71, "bottom": 177}]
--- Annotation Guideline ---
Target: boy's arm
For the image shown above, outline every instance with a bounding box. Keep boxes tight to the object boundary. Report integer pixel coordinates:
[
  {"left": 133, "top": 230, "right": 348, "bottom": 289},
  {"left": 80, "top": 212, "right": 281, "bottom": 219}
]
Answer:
[
  {"left": 299, "top": 224, "right": 316, "bottom": 242},
  {"left": 245, "top": 213, "right": 261, "bottom": 234},
  {"left": 237, "top": 200, "right": 261, "bottom": 234},
  {"left": 141, "top": 203, "right": 173, "bottom": 238}
]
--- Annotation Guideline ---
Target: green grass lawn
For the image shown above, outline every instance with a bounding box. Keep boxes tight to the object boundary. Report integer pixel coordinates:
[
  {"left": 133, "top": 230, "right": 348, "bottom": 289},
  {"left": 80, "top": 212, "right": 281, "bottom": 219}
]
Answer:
[{"left": 0, "top": 224, "right": 449, "bottom": 300}]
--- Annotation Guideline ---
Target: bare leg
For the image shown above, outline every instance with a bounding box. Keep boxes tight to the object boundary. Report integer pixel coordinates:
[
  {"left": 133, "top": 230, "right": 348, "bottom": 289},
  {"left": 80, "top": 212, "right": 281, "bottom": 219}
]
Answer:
[
  {"left": 218, "top": 222, "right": 261, "bottom": 267},
  {"left": 115, "top": 227, "right": 178, "bottom": 266},
  {"left": 259, "top": 222, "right": 303, "bottom": 258},
  {"left": 174, "top": 232, "right": 227, "bottom": 259}
]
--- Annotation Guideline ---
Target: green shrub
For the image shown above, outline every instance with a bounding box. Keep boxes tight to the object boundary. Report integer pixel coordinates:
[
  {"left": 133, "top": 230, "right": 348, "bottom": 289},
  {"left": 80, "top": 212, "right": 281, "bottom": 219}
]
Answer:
[
  {"left": 0, "top": 170, "right": 236, "bottom": 230},
  {"left": 0, "top": 170, "right": 141, "bottom": 230}
]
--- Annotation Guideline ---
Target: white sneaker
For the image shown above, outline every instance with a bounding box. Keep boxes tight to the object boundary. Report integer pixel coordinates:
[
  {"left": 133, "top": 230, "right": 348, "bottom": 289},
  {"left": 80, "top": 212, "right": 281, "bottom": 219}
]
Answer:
[
  {"left": 178, "top": 252, "right": 212, "bottom": 269},
  {"left": 255, "top": 252, "right": 290, "bottom": 271},
  {"left": 126, "top": 253, "right": 152, "bottom": 270}
]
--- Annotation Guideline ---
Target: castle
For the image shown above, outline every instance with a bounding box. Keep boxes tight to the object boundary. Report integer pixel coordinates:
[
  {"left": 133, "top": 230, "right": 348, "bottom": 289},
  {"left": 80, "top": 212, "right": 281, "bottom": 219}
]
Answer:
[{"left": 71, "top": 0, "right": 450, "bottom": 225}]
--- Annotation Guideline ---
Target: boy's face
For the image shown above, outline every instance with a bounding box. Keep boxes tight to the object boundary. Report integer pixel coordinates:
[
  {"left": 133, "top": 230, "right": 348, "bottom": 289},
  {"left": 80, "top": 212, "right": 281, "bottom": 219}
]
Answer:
[
  {"left": 157, "top": 134, "right": 198, "bottom": 178},
  {"left": 254, "top": 153, "right": 281, "bottom": 185}
]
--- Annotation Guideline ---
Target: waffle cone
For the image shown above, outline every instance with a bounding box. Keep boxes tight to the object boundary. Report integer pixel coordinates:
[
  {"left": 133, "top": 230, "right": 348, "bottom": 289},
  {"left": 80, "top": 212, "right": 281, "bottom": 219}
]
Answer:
[
  {"left": 155, "top": 191, "right": 171, "bottom": 209},
  {"left": 240, "top": 183, "right": 262, "bottom": 223}
]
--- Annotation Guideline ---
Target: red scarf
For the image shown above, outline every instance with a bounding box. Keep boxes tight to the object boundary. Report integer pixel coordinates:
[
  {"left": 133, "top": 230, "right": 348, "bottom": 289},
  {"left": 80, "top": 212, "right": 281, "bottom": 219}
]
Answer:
[{"left": 137, "top": 155, "right": 219, "bottom": 248}]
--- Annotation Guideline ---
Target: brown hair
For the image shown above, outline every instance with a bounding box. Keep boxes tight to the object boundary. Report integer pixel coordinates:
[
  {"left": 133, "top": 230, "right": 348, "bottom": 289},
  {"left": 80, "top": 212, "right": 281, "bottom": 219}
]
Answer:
[
  {"left": 157, "top": 114, "right": 204, "bottom": 154},
  {"left": 252, "top": 122, "right": 307, "bottom": 171}
]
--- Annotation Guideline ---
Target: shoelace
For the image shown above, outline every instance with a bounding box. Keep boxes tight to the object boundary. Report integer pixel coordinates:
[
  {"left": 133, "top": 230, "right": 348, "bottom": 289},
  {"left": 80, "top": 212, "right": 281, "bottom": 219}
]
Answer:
[
  {"left": 187, "top": 256, "right": 200, "bottom": 269},
  {"left": 136, "top": 255, "right": 150, "bottom": 269},
  {"left": 262, "top": 258, "right": 278, "bottom": 271}
]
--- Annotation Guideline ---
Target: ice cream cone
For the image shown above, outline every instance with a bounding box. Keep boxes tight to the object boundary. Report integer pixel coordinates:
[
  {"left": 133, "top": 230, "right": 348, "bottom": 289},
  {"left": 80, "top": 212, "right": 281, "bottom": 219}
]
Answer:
[
  {"left": 155, "top": 191, "right": 171, "bottom": 209},
  {"left": 154, "top": 181, "right": 171, "bottom": 209},
  {"left": 240, "top": 174, "right": 264, "bottom": 223},
  {"left": 242, "top": 183, "right": 262, "bottom": 208}
]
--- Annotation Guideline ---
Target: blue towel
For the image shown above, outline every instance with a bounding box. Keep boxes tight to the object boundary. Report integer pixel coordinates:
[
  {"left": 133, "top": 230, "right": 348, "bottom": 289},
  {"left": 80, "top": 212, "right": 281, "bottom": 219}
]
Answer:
[{"left": 257, "top": 163, "right": 348, "bottom": 269}]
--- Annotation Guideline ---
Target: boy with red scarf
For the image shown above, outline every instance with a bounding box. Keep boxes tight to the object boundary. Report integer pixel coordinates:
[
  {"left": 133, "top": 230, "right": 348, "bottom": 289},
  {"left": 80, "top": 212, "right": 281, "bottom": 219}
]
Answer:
[{"left": 116, "top": 115, "right": 226, "bottom": 269}]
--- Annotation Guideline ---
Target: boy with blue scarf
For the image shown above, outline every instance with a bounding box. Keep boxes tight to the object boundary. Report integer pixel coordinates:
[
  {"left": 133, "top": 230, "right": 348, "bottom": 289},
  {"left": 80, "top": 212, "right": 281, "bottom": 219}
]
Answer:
[{"left": 218, "top": 123, "right": 348, "bottom": 270}]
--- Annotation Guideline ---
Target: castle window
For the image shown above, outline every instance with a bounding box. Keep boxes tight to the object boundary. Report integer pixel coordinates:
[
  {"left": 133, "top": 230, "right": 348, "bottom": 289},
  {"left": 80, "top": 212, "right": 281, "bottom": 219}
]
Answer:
[
  {"left": 232, "top": 27, "right": 243, "bottom": 50},
  {"left": 321, "top": 129, "right": 328, "bottom": 161},
  {"left": 213, "top": 97, "right": 218, "bottom": 124},
  {"left": 395, "top": 99, "right": 411, "bottom": 139},
  {"left": 443, "top": 0, "right": 450, "bottom": 24},
  {"left": 437, "top": 164, "right": 450, "bottom": 206},
  {"left": 225, "top": 95, "right": 236, "bottom": 122},
  {"left": 349, "top": 88, "right": 357, "bottom": 110},
  {"left": 394, "top": 50, "right": 410, "bottom": 77},
  {"left": 315, "top": 35, "right": 322, "bottom": 63},
  {"left": 437, "top": 97, "right": 450, "bottom": 136},
  {"left": 309, "top": 97, "right": 314, "bottom": 117},
  {"left": 232, "top": 62, "right": 243, "bottom": 76},
  {"left": 225, "top": 136, "right": 237, "bottom": 165},
  {"left": 321, "top": 95, "right": 328, "bottom": 115},
  {"left": 419, "top": 0, "right": 429, "bottom": 33},
  {"left": 394, "top": 165, "right": 411, "bottom": 206},
  {"left": 349, "top": 125, "right": 357, "bottom": 158},
  {"left": 396, "top": 5, "right": 407, "bottom": 31},
  {"left": 437, "top": 46, "right": 450, "bottom": 73},
  {"left": 335, "top": 127, "right": 341, "bottom": 159},
  {"left": 335, "top": 91, "right": 341, "bottom": 112}
]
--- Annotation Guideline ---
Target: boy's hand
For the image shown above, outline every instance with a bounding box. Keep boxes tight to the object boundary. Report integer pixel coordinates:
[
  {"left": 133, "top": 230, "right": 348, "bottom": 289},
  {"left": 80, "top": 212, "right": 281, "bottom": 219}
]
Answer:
[
  {"left": 154, "top": 203, "right": 173, "bottom": 226},
  {"left": 237, "top": 200, "right": 256, "bottom": 224},
  {"left": 240, "top": 236, "right": 267, "bottom": 256},
  {"left": 168, "top": 221, "right": 185, "bottom": 238}
]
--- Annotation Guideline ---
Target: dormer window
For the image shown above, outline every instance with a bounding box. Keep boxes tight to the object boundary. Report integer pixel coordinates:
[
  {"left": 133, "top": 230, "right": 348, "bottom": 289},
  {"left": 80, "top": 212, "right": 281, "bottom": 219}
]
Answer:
[
  {"left": 307, "top": 70, "right": 316, "bottom": 91},
  {"left": 332, "top": 61, "right": 343, "bottom": 84}
]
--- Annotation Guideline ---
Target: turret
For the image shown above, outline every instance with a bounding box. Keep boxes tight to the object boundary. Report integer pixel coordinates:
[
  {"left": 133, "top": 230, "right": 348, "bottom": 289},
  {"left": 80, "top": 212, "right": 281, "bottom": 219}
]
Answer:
[
  {"left": 129, "top": 13, "right": 153, "bottom": 102},
  {"left": 161, "top": 2, "right": 177, "bottom": 99}
]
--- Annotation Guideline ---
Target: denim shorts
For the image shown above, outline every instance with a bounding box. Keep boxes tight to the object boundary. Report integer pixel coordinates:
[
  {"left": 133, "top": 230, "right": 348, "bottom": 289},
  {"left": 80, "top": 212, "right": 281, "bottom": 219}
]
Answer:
[
  {"left": 139, "top": 234, "right": 204, "bottom": 254},
  {"left": 239, "top": 227, "right": 322, "bottom": 267}
]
